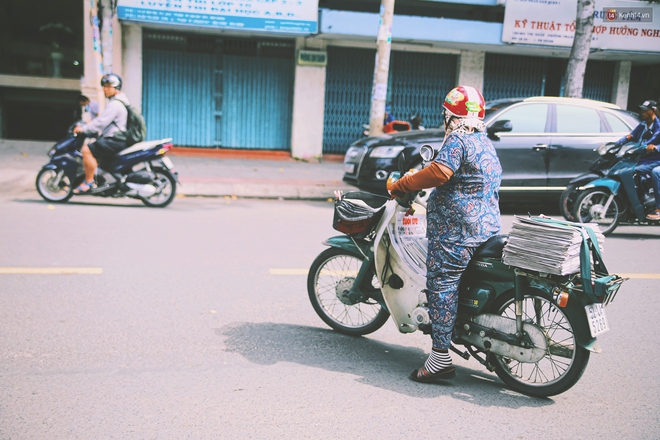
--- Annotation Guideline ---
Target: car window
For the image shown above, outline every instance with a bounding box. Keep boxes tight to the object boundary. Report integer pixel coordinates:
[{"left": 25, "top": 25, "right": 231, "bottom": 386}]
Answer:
[
  {"left": 555, "top": 105, "right": 602, "bottom": 133},
  {"left": 602, "top": 111, "right": 632, "bottom": 132},
  {"left": 492, "top": 104, "right": 548, "bottom": 133}
]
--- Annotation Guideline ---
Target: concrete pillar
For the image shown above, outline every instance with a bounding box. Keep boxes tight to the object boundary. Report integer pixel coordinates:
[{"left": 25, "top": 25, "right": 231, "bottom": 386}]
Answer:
[
  {"left": 290, "top": 39, "right": 327, "bottom": 160},
  {"left": 81, "top": 0, "right": 102, "bottom": 106},
  {"left": 121, "top": 24, "right": 142, "bottom": 112},
  {"left": 456, "top": 51, "right": 485, "bottom": 92},
  {"left": 112, "top": 15, "right": 123, "bottom": 77},
  {"left": 611, "top": 60, "right": 631, "bottom": 108}
]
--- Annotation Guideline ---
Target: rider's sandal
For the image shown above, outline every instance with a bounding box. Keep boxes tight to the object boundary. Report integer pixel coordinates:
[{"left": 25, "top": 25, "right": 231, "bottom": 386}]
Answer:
[
  {"left": 73, "top": 180, "right": 97, "bottom": 195},
  {"left": 409, "top": 366, "right": 456, "bottom": 383},
  {"left": 646, "top": 211, "right": 660, "bottom": 221}
]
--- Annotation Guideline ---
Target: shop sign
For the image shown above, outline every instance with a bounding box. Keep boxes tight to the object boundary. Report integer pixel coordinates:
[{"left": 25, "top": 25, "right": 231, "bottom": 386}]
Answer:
[
  {"left": 502, "top": 0, "right": 660, "bottom": 53},
  {"left": 117, "top": 0, "right": 318, "bottom": 35},
  {"left": 297, "top": 50, "right": 327, "bottom": 66}
]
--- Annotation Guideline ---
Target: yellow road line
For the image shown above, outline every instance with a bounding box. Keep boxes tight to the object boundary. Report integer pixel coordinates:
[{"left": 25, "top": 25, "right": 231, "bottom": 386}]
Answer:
[{"left": 0, "top": 267, "right": 103, "bottom": 275}]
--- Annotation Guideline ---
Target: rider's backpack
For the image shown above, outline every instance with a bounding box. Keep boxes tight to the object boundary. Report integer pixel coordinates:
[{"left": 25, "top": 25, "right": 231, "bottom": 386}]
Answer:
[{"left": 114, "top": 99, "right": 146, "bottom": 146}]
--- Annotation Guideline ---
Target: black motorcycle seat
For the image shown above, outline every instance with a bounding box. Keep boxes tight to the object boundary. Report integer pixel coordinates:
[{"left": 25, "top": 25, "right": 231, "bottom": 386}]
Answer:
[{"left": 473, "top": 234, "right": 509, "bottom": 259}]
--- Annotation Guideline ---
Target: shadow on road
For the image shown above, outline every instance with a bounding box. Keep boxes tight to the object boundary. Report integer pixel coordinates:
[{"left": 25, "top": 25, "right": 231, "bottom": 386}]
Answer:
[{"left": 219, "top": 322, "right": 554, "bottom": 408}]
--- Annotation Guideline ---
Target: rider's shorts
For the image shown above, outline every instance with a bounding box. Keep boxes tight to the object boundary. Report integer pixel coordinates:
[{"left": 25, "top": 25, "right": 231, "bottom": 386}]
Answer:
[{"left": 88, "top": 137, "right": 127, "bottom": 166}]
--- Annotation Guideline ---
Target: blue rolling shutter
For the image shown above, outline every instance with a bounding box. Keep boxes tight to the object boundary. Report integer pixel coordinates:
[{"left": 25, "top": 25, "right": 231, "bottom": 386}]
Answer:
[
  {"left": 322, "top": 48, "right": 458, "bottom": 154},
  {"left": 390, "top": 51, "right": 457, "bottom": 130},
  {"left": 143, "top": 48, "right": 215, "bottom": 147},
  {"left": 484, "top": 54, "right": 546, "bottom": 101},
  {"left": 222, "top": 55, "right": 294, "bottom": 150}
]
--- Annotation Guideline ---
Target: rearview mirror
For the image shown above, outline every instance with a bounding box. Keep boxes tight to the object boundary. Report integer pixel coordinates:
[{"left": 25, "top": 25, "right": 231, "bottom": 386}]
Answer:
[
  {"left": 487, "top": 120, "right": 513, "bottom": 136},
  {"left": 420, "top": 144, "right": 435, "bottom": 163}
]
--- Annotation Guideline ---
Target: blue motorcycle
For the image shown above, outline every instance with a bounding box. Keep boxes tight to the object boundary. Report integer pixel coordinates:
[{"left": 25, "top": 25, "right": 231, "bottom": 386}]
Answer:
[
  {"left": 36, "top": 133, "right": 178, "bottom": 207},
  {"left": 573, "top": 142, "right": 658, "bottom": 235}
]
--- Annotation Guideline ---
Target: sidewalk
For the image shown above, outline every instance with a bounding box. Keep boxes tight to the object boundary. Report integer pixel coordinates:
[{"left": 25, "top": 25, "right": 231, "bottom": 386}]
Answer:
[{"left": 0, "top": 139, "right": 357, "bottom": 200}]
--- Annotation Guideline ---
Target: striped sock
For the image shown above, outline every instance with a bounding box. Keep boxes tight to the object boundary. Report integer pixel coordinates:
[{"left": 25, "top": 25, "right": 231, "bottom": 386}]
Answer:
[{"left": 424, "top": 349, "right": 452, "bottom": 374}]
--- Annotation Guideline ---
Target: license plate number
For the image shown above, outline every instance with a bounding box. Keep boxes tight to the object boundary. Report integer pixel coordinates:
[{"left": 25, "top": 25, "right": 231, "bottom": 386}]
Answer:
[
  {"left": 585, "top": 303, "right": 609, "bottom": 337},
  {"left": 344, "top": 163, "right": 355, "bottom": 174},
  {"left": 161, "top": 156, "right": 174, "bottom": 169}
]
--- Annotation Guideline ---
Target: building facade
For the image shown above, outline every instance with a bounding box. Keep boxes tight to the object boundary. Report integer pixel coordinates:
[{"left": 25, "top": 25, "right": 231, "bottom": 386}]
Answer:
[{"left": 1, "top": 0, "right": 659, "bottom": 157}]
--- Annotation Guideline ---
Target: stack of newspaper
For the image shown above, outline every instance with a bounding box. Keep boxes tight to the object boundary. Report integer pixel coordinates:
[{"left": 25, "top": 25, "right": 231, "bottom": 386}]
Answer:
[{"left": 502, "top": 216, "right": 605, "bottom": 276}]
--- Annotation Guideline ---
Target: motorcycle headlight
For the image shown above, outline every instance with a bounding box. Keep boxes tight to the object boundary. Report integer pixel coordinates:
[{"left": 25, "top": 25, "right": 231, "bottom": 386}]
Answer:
[
  {"left": 596, "top": 143, "right": 612, "bottom": 156},
  {"left": 370, "top": 146, "right": 405, "bottom": 158}
]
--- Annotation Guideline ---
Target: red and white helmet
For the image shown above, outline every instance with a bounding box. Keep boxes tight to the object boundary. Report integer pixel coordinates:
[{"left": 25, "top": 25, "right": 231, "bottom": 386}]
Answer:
[{"left": 443, "top": 85, "right": 486, "bottom": 119}]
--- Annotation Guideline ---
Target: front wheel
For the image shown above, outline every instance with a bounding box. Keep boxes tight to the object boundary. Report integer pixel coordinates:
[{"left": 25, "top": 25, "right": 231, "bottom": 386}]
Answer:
[
  {"left": 141, "top": 169, "right": 176, "bottom": 208},
  {"left": 487, "top": 290, "right": 590, "bottom": 397},
  {"left": 574, "top": 188, "right": 621, "bottom": 235},
  {"left": 307, "top": 247, "right": 390, "bottom": 336},
  {"left": 558, "top": 184, "right": 580, "bottom": 221},
  {"left": 36, "top": 168, "right": 74, "bottom": 203}
]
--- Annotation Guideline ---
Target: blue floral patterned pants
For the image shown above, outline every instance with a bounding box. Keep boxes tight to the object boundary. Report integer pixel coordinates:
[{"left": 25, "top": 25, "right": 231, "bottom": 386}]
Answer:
[{"left": 426, "top": 241, "right": 476, "bottom": 350}]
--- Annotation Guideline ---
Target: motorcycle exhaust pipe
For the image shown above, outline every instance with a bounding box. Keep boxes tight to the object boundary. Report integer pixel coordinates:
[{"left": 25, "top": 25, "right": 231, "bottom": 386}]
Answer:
[{"left": 125, "top": 182, "right": 156, "bottom": 198}]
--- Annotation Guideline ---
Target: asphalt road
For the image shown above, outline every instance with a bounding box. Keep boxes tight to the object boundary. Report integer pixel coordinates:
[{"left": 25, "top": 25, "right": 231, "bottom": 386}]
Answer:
[{"left": 0, "top": 193, "right": 658, "bottom": 439}]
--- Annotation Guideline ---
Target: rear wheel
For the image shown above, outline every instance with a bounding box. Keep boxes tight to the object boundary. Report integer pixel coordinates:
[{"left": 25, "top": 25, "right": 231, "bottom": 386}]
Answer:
[
  {"left": 36, "top": 168, "right": 74, "bottom": 203},
  {"left": 574, "top": 188, "right": 621, "bottom": 235},
  {"left": 307, "top": 247, "right": 389, "bottom": 336},
  {"left": 488, "top": 290, "right": 590, "bottom": 397},
  {"left": 141, "top": 170, "right": 176, "bottom": 208}
]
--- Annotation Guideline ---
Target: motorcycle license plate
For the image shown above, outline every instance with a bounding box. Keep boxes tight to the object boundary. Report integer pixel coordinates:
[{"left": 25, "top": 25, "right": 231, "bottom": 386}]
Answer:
[
  {"left": 344, "top": 163, "right": 355, "bottom": 174},
  {"left": 161, "top": 156, "right": 174, "bottom": 169},
  {"left": 585, "top": 303, "right": 610, "bottom": 337}
]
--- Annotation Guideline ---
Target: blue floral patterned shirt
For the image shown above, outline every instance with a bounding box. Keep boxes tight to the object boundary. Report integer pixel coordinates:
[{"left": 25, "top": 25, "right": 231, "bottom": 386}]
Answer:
[{"left": 426, "top": 131, "right": 502, "bottom": 246}]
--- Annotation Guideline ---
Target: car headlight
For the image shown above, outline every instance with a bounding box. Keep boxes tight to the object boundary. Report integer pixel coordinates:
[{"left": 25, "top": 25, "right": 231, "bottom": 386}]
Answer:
[
  {"left": 344, "top": 146, "right": 362, "bottom": 161},
  {"left": 370, "top": 146, "right": 405, "bottom": 158}
]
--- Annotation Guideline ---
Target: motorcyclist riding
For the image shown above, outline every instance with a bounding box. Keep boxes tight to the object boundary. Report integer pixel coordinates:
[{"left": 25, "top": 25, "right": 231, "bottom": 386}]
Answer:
[
  {"left": 72, "top": 73, "right": 129, "bottom": 194},
  {"left": 388, "top": 86, "right": 502, "bottom": 383},
  {"left": 617, "top": 100, "right": 660, "bottom": 220}
]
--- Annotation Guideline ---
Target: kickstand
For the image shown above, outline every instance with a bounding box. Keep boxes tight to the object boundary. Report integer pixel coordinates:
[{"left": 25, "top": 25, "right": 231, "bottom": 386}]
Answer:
[{"left": 450, "top": 344, "right": 470, "bottom": 360}]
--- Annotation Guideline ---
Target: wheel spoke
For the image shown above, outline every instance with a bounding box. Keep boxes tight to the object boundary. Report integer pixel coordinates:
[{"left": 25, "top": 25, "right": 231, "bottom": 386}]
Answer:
[
  {"left": 311, "top": 252, "right": 384, "bottom": 331},
  {"left": 494, "top": 294, "right": 577, "bottom": 387}
]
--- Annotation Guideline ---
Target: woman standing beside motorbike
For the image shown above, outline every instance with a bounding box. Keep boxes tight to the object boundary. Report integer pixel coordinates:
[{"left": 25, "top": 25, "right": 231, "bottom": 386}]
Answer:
[{"left": 388, "top": 86, "right": 502, "bottom": 383}]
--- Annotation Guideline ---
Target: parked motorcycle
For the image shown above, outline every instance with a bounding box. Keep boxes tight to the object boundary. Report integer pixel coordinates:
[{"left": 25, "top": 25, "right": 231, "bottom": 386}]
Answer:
[
  {"left": 573, "top": 142, "right": 659, "bottom": 235},
  {"left": 308, "top": 146, "right": 623, "bottom": 397},
  {"left": 559, "top": 142, "right": 622, "bottom": 221},
  {"left": 36, "top": 133, "right": 178, "bottom": 207}
]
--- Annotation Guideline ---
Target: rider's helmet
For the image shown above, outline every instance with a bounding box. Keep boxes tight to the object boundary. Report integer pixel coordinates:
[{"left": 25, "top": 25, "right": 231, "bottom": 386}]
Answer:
[
  {"left": 442, "top": 86, "right": 486, "bottom": 134},
  {"left": 443, "top": 85, "right": 486, "bottom": 119},
  {"left": 639, "top": 100, "right": 657, "bottom": 114},
  {"left": 101, "top": 73, "right": 122, "bottom": 90}
]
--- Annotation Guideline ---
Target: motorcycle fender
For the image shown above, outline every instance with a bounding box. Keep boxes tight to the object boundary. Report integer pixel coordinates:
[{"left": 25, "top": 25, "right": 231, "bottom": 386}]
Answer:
[
  {"left": 561, "top": 294, "right": 601, "bottom": 353},
  {"left": 583, "top": 178, "right": 620, "bottom": 195},
  {"left": 42, "top": 159, "right": 78, "bottom": 183},
  {"left": 322, "top": 236, "right": 371, "bottom": 257},
  {"left": 568, "top": 173, "right": 603, "bottom": 186}
]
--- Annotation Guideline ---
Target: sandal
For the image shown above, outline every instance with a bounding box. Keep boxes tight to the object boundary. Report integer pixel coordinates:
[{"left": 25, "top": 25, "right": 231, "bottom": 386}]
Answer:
[
  {"left": 409, "top": 366, "right": 456, "bottom": 383},
  {"left": 646, "top": 211, "right": 660, "bottom": 221},
  {"left": 73, "top": 180, "right": 96, "bottom": 194}
]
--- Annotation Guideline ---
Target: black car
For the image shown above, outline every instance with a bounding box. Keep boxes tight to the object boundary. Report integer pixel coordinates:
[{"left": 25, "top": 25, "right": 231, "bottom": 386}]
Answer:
[{"left": 343, "top": 97, "right": 639, "bottom": 202}]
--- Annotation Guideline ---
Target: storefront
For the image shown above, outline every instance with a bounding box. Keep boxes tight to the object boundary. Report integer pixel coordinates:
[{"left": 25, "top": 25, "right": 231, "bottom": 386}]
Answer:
[{"left": 142, "top": 31, "right": 295, "bottom": 149}]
